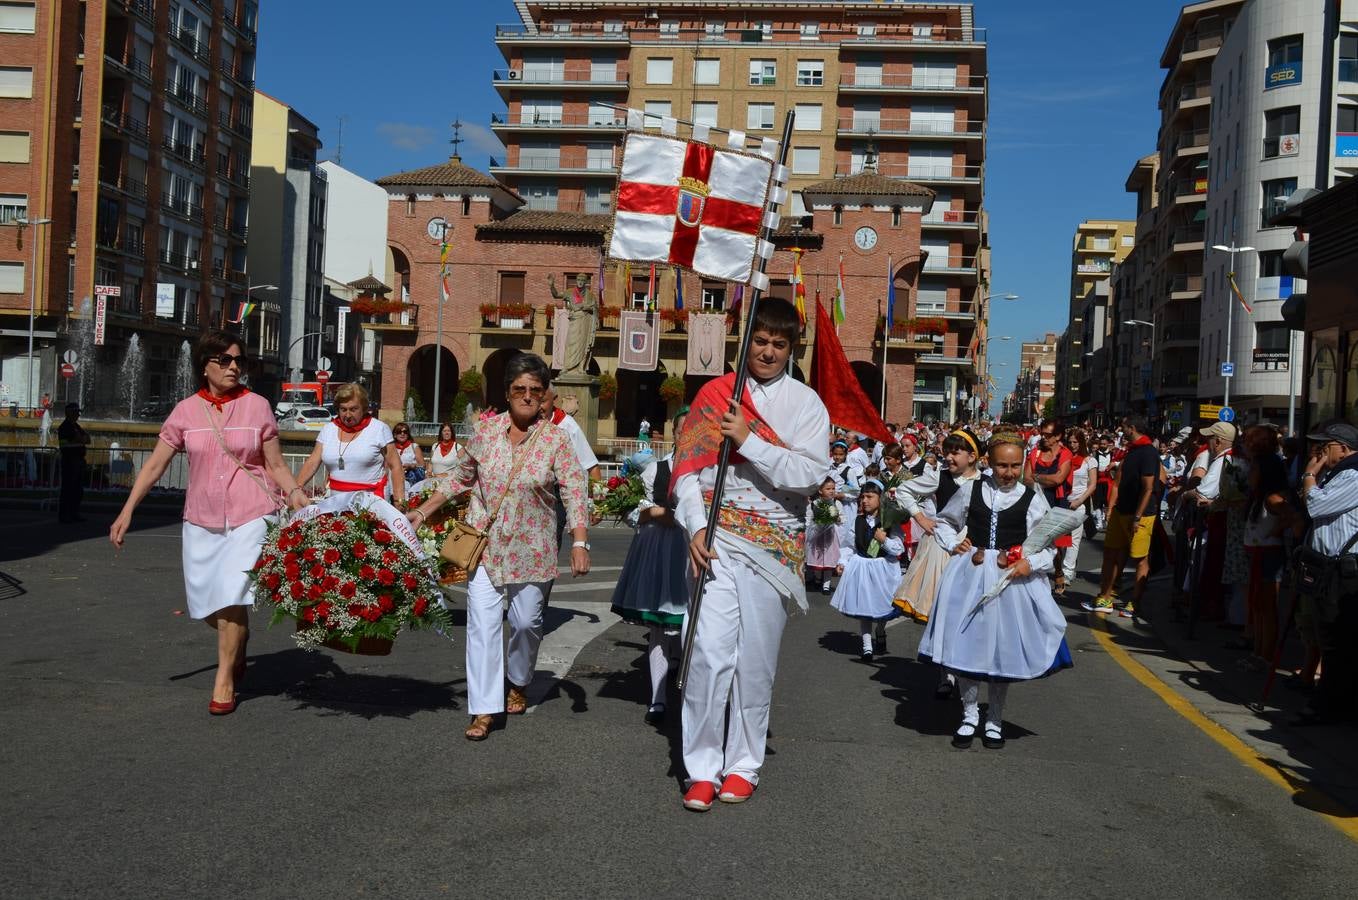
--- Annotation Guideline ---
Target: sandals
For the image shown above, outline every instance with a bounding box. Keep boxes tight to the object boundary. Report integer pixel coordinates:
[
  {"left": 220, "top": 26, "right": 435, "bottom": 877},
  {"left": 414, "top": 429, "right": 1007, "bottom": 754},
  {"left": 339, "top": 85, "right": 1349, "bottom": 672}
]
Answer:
[
  {"left": 506, "top": 685, "right": 529, "bottom": 715},
  {"left": 464, "top": 714, "right": 493, "bottom": 741}
]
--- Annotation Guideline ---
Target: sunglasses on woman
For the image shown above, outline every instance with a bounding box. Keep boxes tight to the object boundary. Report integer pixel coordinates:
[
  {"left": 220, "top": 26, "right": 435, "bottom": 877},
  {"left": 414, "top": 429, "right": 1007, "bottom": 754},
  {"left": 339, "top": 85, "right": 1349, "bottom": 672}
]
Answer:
[
  {"left": 209, "top": 353, "right": 246, "bottom": 368},
  {"left": 509, "top": 385, "right": 546, "bottom": 398}
]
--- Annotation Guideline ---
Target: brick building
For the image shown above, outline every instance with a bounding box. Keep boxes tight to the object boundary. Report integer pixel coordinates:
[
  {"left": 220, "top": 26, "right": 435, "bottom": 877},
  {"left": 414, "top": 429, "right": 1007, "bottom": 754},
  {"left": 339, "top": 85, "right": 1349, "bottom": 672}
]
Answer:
[{"left": 0, "top": 0, "right": 257, "bottom": 414}]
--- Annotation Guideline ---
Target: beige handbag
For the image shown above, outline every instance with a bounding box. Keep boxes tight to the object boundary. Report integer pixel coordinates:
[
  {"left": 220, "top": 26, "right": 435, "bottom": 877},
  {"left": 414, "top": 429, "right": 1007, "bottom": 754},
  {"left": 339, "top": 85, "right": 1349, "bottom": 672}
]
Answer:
[{"left": 440, "top": 424, "right": 541, "bottom": 572}]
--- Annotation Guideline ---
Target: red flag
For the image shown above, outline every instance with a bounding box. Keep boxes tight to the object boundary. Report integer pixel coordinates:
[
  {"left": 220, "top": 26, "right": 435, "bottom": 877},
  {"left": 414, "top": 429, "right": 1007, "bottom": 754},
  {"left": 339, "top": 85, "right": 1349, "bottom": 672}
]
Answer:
[{"left": 811, "top": 299, "right": 894, "bottom": 444}]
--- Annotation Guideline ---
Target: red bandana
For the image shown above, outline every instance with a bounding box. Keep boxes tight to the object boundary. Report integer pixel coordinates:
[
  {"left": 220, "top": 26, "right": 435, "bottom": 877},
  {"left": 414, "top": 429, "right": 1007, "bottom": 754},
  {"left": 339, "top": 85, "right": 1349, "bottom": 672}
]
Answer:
[
  {"left": 393, "top": 438, "right": 413, "bottom": 451},
  {"left": 333, "top": 415, "right": 372, "bottom": 435},
  {"left": 197, "top": 386, "right": 249, "bottom": 411},
  {"left": 669, "top": 372, "right": 785, "bottom": 499},
  {"left": 437, "top": 440, "right": 456, "bottom": 456},
  {"left": 1130, "top": 435, "right": 1153, "bottom": 448},
  {"left": 550, "top": 407, "right": 567, "bottom": 425}
]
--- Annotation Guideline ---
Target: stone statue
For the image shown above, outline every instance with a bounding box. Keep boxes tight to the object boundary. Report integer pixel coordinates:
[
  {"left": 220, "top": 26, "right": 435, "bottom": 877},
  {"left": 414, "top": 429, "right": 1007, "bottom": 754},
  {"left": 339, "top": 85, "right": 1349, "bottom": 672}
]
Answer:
[{"left": 547, "top": 273, "right": 598, "bottom": 377}]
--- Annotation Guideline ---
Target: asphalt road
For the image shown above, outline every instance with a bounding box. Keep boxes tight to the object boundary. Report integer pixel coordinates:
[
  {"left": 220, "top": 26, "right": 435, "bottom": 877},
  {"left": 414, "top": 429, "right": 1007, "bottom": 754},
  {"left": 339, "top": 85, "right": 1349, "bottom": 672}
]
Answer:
[{"left": 2, "top": 509, "right": 1356, "bottom": 899}]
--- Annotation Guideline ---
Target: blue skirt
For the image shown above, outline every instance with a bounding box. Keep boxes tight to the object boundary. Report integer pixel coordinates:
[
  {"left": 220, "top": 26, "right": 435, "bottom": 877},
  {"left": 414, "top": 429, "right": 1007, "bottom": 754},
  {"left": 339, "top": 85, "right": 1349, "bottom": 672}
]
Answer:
[{"left": 610, "top": 521, "right": 689, "bottom": 628}]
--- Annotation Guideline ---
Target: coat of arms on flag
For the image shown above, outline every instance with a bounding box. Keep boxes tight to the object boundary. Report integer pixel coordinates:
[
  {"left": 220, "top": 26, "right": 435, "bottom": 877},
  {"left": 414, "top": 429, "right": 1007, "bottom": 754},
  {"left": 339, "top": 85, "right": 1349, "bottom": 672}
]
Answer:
[
  {"left": 618, "top": 310, "right": 659, "bottom": 372},
  {"left": 608, "top": 133, "right": 773, "bottom": 284}
]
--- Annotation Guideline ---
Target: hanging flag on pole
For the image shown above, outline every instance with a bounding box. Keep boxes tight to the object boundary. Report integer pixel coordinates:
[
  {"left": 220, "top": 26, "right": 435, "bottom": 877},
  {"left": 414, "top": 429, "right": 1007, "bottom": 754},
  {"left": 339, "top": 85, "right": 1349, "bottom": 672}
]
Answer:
[
  {"left": 1228, "top": 272, "right": 1253, "bottom": 314},
  {"left": 791, "top": 248, "right": 807, "bottom": 327},
  {"left": 729, "top": 282, "right": 743, "bottom": 319},
  {"left": 647, "top": 263, "right": 657, "bottom": 311},
  {"left": 885, "top": 254, "right": 897, "bottom": 331},
  {"left": 832, "top": 253, "right": 847, "bottom": 329},
  {"left": 811, "top": 299, "right": 894, "bottom": 444},
  {"left": 228, "top": 300, "right": 256, "bottom": 324},
  {"left": 607, "top": 132, "right": 774, "bottom": 284},
  {"left": 673, "top": 265, "right": 684, "bottom": 310}
]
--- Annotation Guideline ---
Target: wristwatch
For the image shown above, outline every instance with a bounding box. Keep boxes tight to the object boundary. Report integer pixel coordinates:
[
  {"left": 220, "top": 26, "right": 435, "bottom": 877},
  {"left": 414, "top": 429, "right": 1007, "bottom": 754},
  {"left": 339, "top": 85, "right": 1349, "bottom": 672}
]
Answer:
[{"left": 573, "top": 541, "right": 591, "bottom": 550}]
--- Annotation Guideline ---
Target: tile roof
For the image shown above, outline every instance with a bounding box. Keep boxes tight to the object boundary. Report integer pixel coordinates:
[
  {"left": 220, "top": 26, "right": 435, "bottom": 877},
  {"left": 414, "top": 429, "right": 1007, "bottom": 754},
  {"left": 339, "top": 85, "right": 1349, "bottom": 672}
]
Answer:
[
  {"left": 347, "top": 273, "right": 391, "bottom": 294},
  {"left": 475, "top": 210, "right": 611, "bottom": 238},
  {"left": 375, "top": 156, "right": 517, "bottom": 195},
  {"left": 800, "top": 172, "right": 935, "bottom": 199}
]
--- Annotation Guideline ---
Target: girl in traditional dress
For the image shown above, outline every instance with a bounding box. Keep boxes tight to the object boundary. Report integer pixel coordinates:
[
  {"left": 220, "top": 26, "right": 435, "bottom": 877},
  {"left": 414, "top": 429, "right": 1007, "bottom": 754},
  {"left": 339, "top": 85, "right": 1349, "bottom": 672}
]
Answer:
[
  {"left": 919, "top": 432, "right": 1073, "bottom": 749},
  {"left": 829, "top": 439, "right": 861, "bottom": 524},
  {"left": 296, "top": 383, "right": 405, "bottom": 503},
  {"left": 831, "top": 481, "right": 906, "bottom": 661},
  {"left": 805, "top": 477, "right": 842, "bottom": 595},
  {"left": 610, "top": 410, "right": 690, "bottom": 725}
]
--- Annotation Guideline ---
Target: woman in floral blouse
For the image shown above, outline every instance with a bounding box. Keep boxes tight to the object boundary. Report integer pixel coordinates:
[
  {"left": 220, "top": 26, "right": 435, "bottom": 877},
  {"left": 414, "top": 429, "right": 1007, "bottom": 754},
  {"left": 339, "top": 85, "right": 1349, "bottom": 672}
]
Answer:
[{"left": 408, "top": 353, "right": 590, "bottom": 740}]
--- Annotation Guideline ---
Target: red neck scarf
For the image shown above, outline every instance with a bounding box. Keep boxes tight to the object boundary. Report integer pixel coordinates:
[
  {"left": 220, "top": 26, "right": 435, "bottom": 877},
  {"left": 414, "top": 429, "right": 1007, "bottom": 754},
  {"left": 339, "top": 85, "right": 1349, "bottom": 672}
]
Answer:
[
  {"left": 550, "top": 407, "right": 567, "bottom": 425},
  {"left": 333, "top": 415, "right": 372, "bottom": 435},
  {"left": 437, "top": 439, "right": 456, "bottom": 456},
  {"left": 393, "top": 438, "right": 413, "bottom": 451},
  {"left": 1130, "top": 435, "right": 1153, "bottom": 448},
  {"left": 669, "top": 372, "right": 785, "bottom": 498},
  {"left": 197, "top": 385, "right": 249, "bottom": 411}
]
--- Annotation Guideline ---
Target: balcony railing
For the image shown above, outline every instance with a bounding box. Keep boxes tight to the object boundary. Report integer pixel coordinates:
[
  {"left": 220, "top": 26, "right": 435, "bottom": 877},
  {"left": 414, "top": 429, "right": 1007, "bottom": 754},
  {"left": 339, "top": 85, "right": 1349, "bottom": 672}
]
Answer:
[
  {"left": 839, "top": 72, "right": 987, "bottom": 92},
  {"left": 218, "top": 59, "right": 255, "bottom": 90},
  {"left": 118, "top": 0, "right": 154, "bottom": 22},
  {"left": 101, "top": 106, "right": 149, "bottom": 141},
  {"left": 163, "top": 194, "right": 204, "bottom": 220},
  {"left": 833, "top": 162, "right": 984, "bottom": 183},
  {"left": 493, "top": 157, "right": 618, "bottom": 174},
  {"left": 218, "top": 111, "right": 253, "bottom": 138},
  {"left": 1170, "top": 227, "right": 1204, "bottom": 247},
  {"left": 922, "top": 209, "right": 981, "bottom": 228},
  {"left": 98, "top": 170, "right": 148, "bottom": 199},
  {"left": 161, "top": 139, "right": 206, "bottom": 168},
  {"left": 837, "top": 116, "right": 984, "bottom": 138},
  {"left": 1176, "top": 128, "right": 1209, "bottom": 151},
  {"left": 493, "top": 69, "right": 629, "bottom": 87},
  {"left": 1159, "top": 370, "right": 1199, "bottom": 389},
  {"left": 1181, "top": 29, "right": 1224, "bottom": 54},
  {"left": 1170, "top": 273, "right": 1203, "bottom": 294},
  {"left": 921, "top": 254, "right": 980, "bottom": 274},
  {"left": 494, "top": 22, "right": 986, "bottom": 46},
  {"left": 165, "top": 84, "right": 209, "bottom": 118},
  {"left": 1161, "top": 323, "right": 1201, "bottom": 344},
  {"left": 491, "top": 112, "right": 627, "bottom": 129}
]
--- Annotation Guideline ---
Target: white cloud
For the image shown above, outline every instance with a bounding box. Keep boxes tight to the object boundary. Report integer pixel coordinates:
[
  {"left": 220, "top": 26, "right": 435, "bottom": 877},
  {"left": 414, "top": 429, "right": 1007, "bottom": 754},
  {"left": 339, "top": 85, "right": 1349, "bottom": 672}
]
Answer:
[
  {"left": 455, "top": 121, "right": 505, "bottom": 159},
  {"left": 376, "top": 122, "right": 437, "bottom": 151}
]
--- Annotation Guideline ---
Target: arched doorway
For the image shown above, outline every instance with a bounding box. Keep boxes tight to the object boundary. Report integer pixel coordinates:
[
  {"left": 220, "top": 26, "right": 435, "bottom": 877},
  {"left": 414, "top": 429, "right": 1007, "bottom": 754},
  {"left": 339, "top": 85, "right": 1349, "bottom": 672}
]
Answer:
[
  {"left": 407, "top": 344, "right": 459, "bottom": 421},
  {"left": 482, "top": 347, "right": 523, "bottom": 413},
  {"left": 616, "top": 363, "right": 668, "bottom": 438},
  {"left": 850, "top": 360, "right": 883, "bottom": 411}
]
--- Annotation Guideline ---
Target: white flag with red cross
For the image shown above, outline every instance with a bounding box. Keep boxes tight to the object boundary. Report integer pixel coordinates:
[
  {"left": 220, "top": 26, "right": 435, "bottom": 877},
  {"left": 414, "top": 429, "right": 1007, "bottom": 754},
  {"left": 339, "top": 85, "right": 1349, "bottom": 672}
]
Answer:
[{"left": 608, "top": 133, "right": 773, "bottom": 284}]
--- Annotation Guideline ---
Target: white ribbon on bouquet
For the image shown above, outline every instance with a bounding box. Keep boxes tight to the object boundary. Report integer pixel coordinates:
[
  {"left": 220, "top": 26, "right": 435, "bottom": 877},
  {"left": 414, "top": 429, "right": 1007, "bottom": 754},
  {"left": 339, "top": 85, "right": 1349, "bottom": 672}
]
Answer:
[
  {"left": 291, "top": 492, "right": 426, "bottom": 560},
  {"left": 965, "top": 507, "right": 1087, "bottom": 619}
]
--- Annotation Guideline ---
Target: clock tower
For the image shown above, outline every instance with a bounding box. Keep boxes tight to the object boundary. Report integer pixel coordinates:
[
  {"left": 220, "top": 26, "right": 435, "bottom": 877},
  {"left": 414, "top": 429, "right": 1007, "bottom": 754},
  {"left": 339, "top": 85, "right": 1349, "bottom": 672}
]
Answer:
[{"left": 798, "top": 172, "right": 941, "bottom": 425}]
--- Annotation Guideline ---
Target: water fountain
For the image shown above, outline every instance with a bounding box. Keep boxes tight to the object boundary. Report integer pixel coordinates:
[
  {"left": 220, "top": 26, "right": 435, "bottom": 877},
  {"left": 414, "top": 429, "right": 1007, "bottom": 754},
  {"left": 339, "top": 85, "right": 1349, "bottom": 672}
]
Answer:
[
  {"left": 173, "top": 340, "right": 194, "bottom": 401},
  {"left": 118, "top": 334, "right": 145, "bottom": 421},
  {"left": 70, "top": 299, "right": 96, "bottom": 411}
]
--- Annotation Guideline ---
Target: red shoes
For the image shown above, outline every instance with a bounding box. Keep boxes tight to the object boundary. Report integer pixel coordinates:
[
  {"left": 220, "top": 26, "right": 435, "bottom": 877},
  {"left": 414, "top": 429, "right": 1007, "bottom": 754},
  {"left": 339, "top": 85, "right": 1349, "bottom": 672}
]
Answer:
[
  {"left": 682, "top": 782, "right": 717, "bottom": 812},
  {"left": 208, "top": 696, "right": 237, "bottom": 716},
  {"left": 718, "top": 774, "right": 755, "bottom": 803}
]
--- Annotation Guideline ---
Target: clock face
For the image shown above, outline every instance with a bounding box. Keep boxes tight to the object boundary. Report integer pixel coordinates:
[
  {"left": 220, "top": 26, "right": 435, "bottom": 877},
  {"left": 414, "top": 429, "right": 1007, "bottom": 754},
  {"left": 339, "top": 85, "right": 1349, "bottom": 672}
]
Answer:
[
  {"left": 427, "top": 217, "right": 447, "bottom": 241},
  {"left": 854, "top": 226, "right": 878, "bottom": 251}
]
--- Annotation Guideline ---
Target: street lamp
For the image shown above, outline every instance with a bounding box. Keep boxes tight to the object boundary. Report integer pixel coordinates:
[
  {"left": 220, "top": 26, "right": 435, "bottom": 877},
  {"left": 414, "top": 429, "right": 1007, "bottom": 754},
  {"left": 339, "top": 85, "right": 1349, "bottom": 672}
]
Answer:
[
  {"left": 1210, "top": 243, "right": 1254, "bottom": 408},
  {"left": 284, "top": 331, "right": 324, "bottom": 381},
  {"left": 14, "top": 217, "right": 52, "bottom": 411}
]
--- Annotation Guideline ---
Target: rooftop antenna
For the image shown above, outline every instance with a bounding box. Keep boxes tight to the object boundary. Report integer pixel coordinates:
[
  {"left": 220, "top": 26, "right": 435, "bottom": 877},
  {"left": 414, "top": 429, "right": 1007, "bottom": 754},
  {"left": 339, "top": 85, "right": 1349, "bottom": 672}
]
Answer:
[
  {"left": 449, "top": 119, "right": 464, "bottom": 162},
  {"left": 334, "top": 115, "right": 346, "bottom": 164}
]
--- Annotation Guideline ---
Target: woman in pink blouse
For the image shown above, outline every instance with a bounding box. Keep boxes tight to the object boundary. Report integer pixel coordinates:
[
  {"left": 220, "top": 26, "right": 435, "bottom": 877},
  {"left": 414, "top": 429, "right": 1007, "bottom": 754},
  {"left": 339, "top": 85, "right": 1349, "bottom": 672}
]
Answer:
[
  {"left": 110, "top": 330, "right": 308, "bottom": 716},
  {"left": 408, "top": 353, "right": 590, "bottom": 741}
]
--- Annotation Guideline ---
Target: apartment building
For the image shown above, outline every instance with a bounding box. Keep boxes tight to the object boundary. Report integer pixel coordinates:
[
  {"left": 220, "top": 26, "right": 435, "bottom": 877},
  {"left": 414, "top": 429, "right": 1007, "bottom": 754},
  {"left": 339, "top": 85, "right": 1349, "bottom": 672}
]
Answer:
[
  {"left": 247, "top": 91, "right": 326, "bottom": 394},
  {"left": 1053, "top": 219, "right": 1134, "bottom": 420},
  {"left": 1012, "top": 331, "right": 1057, "bottom": 421},
  {"left": 1108, "top": 154, "right": 1161, "bottom": 422},
  {"left": 485, "top": 0, "right": 990, "bottom": 423},
  {"left": 0, "top": 0, "right": 257, "bottom": 414},
  {"left": 1197, "top": 0, "right": 1352, "bottom": 422}
]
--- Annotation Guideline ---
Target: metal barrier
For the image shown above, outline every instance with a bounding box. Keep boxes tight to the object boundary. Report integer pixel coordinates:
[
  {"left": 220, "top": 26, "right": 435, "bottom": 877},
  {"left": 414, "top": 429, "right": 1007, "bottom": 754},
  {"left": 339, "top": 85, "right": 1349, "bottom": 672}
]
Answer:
[{"left": 0, "top": 447, "right": 327, "bottom": 497}]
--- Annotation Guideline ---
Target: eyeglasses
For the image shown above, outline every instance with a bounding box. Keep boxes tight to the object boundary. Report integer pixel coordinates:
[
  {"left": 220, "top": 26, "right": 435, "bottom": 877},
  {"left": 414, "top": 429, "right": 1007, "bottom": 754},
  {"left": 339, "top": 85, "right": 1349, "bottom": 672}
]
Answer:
[
  {"left": 209, "top": 353, "right": 245, "bottom": 368},
  {"left": 1041, "top": 431, "right": 1057, "bottom": 438},
  {"left": 393, "top": 429, "right": 409, "bottom": 435},
  {"left": 509, "top": 385, "right": 546, "bottom": 398}
]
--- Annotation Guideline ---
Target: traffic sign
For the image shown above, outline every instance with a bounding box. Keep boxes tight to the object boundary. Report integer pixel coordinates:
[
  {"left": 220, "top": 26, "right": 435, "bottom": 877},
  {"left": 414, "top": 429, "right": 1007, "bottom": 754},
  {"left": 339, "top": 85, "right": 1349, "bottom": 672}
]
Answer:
[
  {"left": 1199, "top": 403, "right": 1223, "bottom": 420},
  {"left": 60, "top": 363, "right": 76, "bottom": 380},
  {"left": 318, "top": 356, "right": 332, "bottom": 371},
  {"left": 315, "top": 369, "right": 331, "bottom": 384},
  {"left": 1219, "top": 406, "right": 1235, "bottom": 423},
  {"left": 1221, "top": 361, "right": 1235, "bottom": 377},
  {"left": 62, "top": 350, "right": 77, "bottom": 364}
]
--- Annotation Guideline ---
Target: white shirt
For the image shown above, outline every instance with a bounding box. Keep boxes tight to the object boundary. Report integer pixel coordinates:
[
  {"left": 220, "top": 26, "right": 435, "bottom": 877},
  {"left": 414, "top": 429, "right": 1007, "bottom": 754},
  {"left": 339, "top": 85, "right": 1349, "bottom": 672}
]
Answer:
[
  {"left": 429, "top": 440, "right": 461, "bottom": 476},
  {"left": 1197, "top": 450, "right": 1232, "bottom": 501},
  {"left": 836, "top": 514, "right": 905, "bottom": 565},
  {"left": 1069, "top": 456, "right": 1097, "bottom": 502},
  {"left": 554, "top": 413, "right": 599, "bottom": 472},
  {"left": 1306, "top": 467, "right": 1358, "bottom": 556},
  {"left": 317, "top": 418, "right": 394, "bottom": 487},
  {"left": 675, "top": 371, "right": 830, "bottom": 603},
  {"left": 934, "top": 479, "right": 1056, "bottom": 574},
  {"left": 846, "top": 445, "right": 871, "bottom": 471}
]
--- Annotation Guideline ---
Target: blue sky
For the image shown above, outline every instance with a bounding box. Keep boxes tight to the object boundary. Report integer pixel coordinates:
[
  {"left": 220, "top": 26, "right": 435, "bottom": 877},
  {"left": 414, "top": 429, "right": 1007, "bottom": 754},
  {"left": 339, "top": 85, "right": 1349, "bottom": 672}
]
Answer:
[{"left": 257, "top": 0, "right": 1188, "bottom": 410}]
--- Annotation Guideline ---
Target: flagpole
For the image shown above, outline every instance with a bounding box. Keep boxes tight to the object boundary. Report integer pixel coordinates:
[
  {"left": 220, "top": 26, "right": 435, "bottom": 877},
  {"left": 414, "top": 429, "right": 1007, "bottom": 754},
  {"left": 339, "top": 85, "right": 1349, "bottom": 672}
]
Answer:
[
  {"left": 880, "top": 255, "right": 891, "bottom": 419},
  {"left": 677, "top": 109, "right": 796, "bottom": 695},
  {"left": 434, "top": 222, "right": 448, "bottom": 422}
]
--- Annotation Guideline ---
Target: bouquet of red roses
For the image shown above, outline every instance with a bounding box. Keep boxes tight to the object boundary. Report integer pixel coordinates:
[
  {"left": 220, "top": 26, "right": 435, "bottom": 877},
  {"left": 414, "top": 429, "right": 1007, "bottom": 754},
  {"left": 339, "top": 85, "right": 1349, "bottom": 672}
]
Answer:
[
  {"left": 251, "top": 497, "right": 453, "bottom": 653},
  {"left": 592, "top": 473, "right": 645, "bottom": 523}
]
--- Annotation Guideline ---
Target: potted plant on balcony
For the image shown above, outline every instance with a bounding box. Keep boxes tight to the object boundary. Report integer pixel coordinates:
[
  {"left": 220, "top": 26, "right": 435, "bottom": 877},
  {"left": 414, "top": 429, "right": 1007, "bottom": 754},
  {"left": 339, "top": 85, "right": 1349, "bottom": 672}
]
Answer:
[
  {"left": 498, "top": 302, "right": 533, "bottom": 329},
  {"left": 598, "top": 371, "right": 617, "bottom": 405},
  {"left": 478, "top": 303, "right": 497, "bottom": 326},
  {"left": 659, "top": 307, "right": 689, "bottom": 332},
  {"left": 598, "top": 305, "right": 621, "bottom": 332},
  {"left": 658, "top": 376, "right": 686, "bottom": 408}
]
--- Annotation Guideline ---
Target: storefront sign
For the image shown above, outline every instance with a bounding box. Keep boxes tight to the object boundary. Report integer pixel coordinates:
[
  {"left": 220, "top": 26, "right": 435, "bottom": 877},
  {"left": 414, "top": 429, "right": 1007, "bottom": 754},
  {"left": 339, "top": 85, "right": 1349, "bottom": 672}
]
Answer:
[
  {"left": 94, "top": 296, "right": 107, "bottom": 346},
  {"left": 1252, "top": 348, "right": 1289, "bottom": 372},
  {"left": 155, "top": 283, "right": 176, "bottom": 318},
  {"left": 1336, "top": 133, "right": 1358, "bottom": 158},
  {"left": 1264, "top": 62, "right": 1301, "bottom": 90}
]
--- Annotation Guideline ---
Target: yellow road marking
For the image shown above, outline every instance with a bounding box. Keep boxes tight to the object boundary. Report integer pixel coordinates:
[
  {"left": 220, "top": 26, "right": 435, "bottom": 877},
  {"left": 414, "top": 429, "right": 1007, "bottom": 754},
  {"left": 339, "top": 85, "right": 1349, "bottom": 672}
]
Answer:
[{"left": 1090, "top": 614, "right": 1358, "bottom": 843}]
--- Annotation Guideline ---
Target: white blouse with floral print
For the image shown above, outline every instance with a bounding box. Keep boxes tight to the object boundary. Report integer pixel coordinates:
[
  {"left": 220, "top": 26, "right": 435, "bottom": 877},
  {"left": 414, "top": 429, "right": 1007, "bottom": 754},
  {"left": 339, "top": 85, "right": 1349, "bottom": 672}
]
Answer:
[{"left": 438, "top": 412, "right": 589, "bottom": 586}]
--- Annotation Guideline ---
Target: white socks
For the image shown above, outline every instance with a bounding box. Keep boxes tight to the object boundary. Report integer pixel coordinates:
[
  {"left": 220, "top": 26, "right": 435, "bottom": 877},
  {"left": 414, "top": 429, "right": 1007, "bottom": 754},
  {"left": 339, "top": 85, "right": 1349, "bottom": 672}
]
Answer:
[{"left": 958, "top": 676, "right": 1008, "bottom": 731}]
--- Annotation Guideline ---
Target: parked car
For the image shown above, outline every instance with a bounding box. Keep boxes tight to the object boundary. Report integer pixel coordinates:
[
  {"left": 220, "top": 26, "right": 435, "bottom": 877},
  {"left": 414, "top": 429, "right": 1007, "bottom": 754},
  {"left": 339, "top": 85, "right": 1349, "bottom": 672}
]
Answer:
[{"left": 289, "top": 406, "right": 332, "bottom": 432}]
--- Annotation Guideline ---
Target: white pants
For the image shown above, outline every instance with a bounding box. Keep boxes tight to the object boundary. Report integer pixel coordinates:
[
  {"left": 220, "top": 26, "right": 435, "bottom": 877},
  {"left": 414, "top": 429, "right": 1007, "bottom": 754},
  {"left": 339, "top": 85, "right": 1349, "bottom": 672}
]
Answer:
[
  {"left": 465, "top": 566, "right": 553, "bottom": 716},
  {"left": 682, "top": 553, "right": 788, "bottom": 788},
  {"left": 1062, "top": 516, "right": 1084, "bottom": 584}
]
